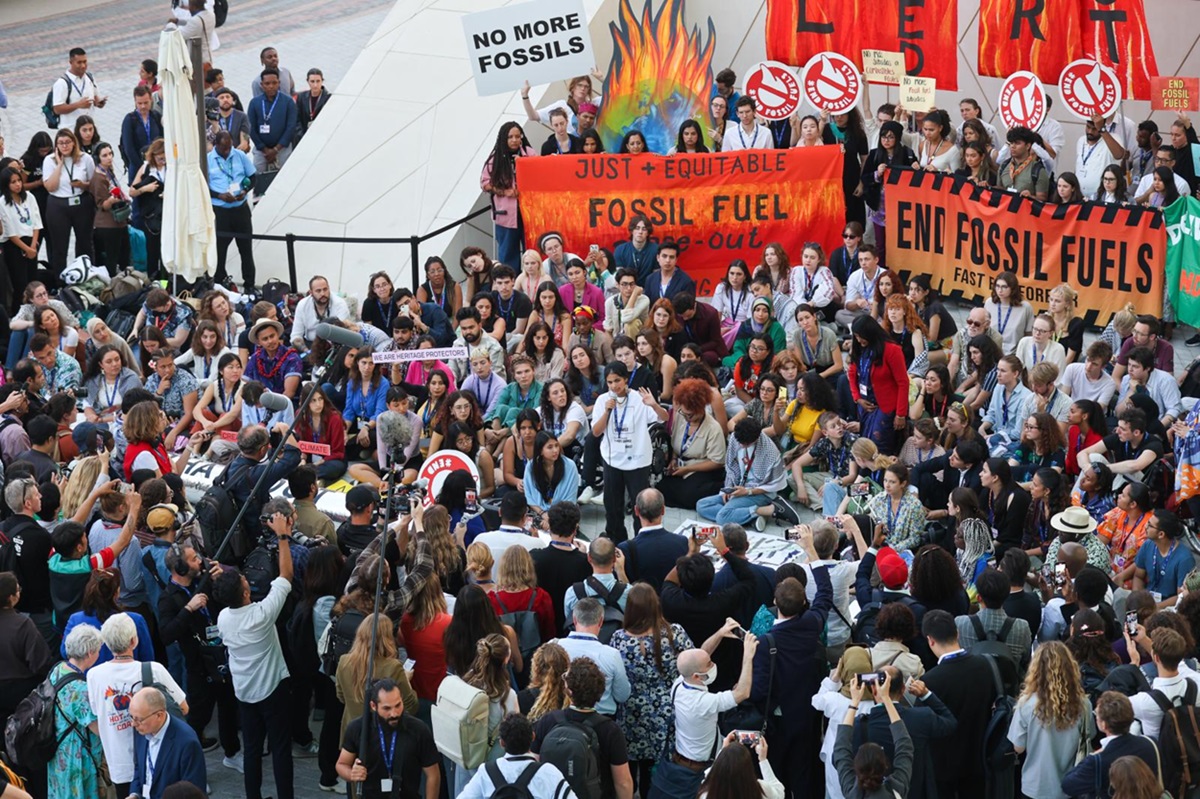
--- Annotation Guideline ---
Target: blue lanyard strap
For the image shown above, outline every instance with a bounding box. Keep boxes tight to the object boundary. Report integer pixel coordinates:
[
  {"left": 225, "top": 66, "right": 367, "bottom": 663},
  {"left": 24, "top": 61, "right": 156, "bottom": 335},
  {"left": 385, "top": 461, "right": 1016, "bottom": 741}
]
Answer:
[{"left": 377, "top": 720, "right": 397, "bottom": 774}]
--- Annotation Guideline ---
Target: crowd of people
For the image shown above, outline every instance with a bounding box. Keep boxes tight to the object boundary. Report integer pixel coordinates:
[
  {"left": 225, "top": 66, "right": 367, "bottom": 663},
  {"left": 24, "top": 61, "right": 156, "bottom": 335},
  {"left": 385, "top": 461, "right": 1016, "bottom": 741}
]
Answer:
[{"left": 1, "top": 7, "right": 1200, "bottom": 799}]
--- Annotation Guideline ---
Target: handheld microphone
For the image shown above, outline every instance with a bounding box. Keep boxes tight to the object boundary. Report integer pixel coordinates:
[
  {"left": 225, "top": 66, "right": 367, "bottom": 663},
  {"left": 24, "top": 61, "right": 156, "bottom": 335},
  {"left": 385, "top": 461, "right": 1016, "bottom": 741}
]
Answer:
[
  {"left": 259, "top": 391, "right": 293, "bottom": 412},
  {"left": 314, "top": 322, "right": 365, "bottom": 350}
]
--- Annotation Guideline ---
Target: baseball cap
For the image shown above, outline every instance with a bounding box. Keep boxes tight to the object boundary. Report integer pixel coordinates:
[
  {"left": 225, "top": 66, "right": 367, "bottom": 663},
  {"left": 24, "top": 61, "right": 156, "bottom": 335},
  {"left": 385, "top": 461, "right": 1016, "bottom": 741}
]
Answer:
[
  {"left": 71, "top": 422, "right": 113, "bottom": 454},
  {"left": 345, "top": 485, "right": 380, "bottom": 513},
  {"left": 146, "top": 503, "right": 180, "bottom": 534},
  {"left": 875, "top": 547, "right": 909, "bottom": 589}
]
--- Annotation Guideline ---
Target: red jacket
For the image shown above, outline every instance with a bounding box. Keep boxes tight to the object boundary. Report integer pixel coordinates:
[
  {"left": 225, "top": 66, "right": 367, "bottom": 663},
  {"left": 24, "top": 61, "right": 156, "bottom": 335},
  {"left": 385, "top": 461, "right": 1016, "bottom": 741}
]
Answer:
[
  {"left": 294, "top": 409, "right": 346, "bottom": 461},
  {"left": 847, "top": 342, "right": 910, "bottom": 418},
  {"left": 123, "top": 440, "right": 172, "bottom": 480},
  {"left": 490, "top": 586, "right": 556, "bottom": 644}
]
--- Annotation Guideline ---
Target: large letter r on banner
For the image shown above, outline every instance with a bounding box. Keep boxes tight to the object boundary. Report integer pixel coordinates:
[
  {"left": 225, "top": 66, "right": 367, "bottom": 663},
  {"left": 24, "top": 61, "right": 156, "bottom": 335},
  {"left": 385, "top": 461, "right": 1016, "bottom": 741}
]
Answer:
[{"left": 1010, "top": 0, "right": 1046, "bottom": 40}]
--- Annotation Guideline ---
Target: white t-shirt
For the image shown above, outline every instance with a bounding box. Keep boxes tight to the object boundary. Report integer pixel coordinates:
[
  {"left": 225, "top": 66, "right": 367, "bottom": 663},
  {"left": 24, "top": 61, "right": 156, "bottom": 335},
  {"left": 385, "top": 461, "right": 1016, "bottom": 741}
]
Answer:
[
  {"left": 1075, "top": 136, "right": 1122, "bottom": 199},
  {"left": 87, "top": 659, "right": 187, "bottom": 783},
  {"left": 217, "top": 576, "right": 292, "bottom": 704},
  {"left": 51, "top": 72, "right": 99, "bottom": 128},
  {"left": 1136, "top": 171, "right": 1190, "bottom": 200},
  {"left": 540, "top": 402, "right": 588, "bottom": 443},
  {"left": 1059, "top": 362, "right": 1116, "bottom": 407},
  {"left": 43, "top": 153, "right": 96, "bottom": 198},
  {"left": 591, "top": 391, "right": 658, "bottom": 469},
  {"left": 0, "top": 195, "right": 43, "bottom": 240},
  {"left": 1038, "top": 116, "right": 1066, "bottom": 168},
  {"left": 472, "top": 528, "right": 548, "bottom": 566}
]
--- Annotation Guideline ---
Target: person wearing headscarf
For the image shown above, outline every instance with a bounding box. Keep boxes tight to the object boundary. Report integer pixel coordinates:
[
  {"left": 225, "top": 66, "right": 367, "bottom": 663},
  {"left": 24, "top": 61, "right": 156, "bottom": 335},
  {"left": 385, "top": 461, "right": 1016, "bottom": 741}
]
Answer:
[
  {"left": 813, "top": 647, "right": 878, "bottom": 799},
  {"left": 723, "top": 296, "right": 787, "bottom": 368}
]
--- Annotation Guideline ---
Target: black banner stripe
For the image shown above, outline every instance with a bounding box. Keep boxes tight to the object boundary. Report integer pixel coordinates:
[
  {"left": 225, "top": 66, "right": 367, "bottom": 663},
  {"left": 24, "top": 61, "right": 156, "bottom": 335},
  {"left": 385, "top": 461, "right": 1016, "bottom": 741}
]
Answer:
[
  {"left": 1052, "top": 203, "right": 1070, "bottom": 221},
  {"left": 1008, "top": 194, "right": 1025, "bottom": 214},
  {"left": 1101, "top": 204, "right": 1120, "bottom": 225},
  {"left": 989, "top": 190, "right": 1005, "bottom": 208},
  {"left": 931, "top": 173, "right": 947, "bottom": 193},
  {"left": 1076, "top": 204, "right": 1093, "bottom": 223},
  {"left": 1126, "top": 207, "right": 1145, "bottom": 227},
  {"left": 969, "top": 183, "right": 986, "bottom": 203}
]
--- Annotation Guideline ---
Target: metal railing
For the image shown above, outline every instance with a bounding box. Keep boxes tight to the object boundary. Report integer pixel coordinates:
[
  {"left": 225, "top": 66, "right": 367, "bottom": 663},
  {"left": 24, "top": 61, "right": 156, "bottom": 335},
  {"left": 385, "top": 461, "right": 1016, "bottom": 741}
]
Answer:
[{"left": 214, "top": 204, "right": 493, "bottom": 291}]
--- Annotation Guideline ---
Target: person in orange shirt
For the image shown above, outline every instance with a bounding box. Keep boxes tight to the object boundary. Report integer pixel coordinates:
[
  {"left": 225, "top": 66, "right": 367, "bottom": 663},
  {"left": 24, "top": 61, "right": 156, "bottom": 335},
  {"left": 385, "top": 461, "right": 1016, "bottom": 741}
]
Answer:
[{"left": 1096, "top": 481, "right": 1152, "bottom": 588}]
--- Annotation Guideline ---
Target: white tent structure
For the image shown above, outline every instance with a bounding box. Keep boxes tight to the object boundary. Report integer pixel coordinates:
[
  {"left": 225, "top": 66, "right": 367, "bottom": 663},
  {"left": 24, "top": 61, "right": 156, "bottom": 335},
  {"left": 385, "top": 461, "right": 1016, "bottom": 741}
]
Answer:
[
  {"left": 250, "top": 0, "right": 1200, "bottom": 296},
  {"left": 158, "top": 27, "right": 216, "bottom": 285}
]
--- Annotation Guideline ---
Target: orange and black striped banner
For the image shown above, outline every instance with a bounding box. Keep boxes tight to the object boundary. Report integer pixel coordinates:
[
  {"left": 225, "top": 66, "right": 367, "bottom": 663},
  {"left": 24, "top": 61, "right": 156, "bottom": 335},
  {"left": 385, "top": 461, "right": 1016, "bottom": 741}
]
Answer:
[
  {"left": 883, "top": 167, "right": 1165, "bottom": 325},
  {"left": 517, "top": 148, "right": 847, "bottom": 296}
]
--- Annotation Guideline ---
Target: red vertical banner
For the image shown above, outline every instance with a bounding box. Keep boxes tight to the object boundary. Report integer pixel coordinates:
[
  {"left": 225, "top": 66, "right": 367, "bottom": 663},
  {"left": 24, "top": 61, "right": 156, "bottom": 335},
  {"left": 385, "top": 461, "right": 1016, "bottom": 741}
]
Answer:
[
  {"left": 1079, "top": 0, "right": 1158, "bottom": 100},
  {"left": 765, "top": 0, "right": 958, "bottom": 90},
  {"left": 977, "top": 0, "right": 1158, "bottom": 100}
]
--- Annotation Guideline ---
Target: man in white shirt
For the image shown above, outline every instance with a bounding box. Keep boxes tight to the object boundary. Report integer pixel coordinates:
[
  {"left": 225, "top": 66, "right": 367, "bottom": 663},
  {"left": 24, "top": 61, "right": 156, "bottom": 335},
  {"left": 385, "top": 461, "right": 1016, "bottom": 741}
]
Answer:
[
  {"left": 452, "top": 307, "right": 506, "bottom": 383},
  {"left": 1134, "top": 145, "right": 1191, "bottom": 199},
  {"left": 1128, "top": 627, "right": 1200, "bottom": 738},
  {"left": 173, "top": 0, "right": 216, "bottom": 67},
  {"left": 51, "top": 48, "right": 106, "bottom": 128},
  {"left": 290, "top": 275, "right": 350, "bottom": 350},
  {"left": 1059, "top": 341, "right": 1116, "bottom": 407},
  {"left": 660, "top": 633, "right": 758, "bottom": 795},
  {"left": 214, "top": 514, "right": 295, "bottom": 799},
  {"left": 800, "top": 520, "right": 856, "bottom": 661},
  {"left": 721, "top": 96, "right": 772, "bottom": 151},
  {"left": 458, "top": 714, "right": 573, "bottom": 799},
  {"left": 604, "top": 268, "right": 650, "bottom": 339},
  {"left": 1037, "top": 99, "right": 1066, "bottom": 168},
  {"left": 554, "top": 598, "right": 632, "bottom": 715},
  {"left": 834, "top": 245, "right": 882, "bottom": 328},
  {"left": 1076, "top": 116, "right": 1126, "bottom": 198},
  {"left": 473, "top": 492, "right": 546, "bottom": 565}
]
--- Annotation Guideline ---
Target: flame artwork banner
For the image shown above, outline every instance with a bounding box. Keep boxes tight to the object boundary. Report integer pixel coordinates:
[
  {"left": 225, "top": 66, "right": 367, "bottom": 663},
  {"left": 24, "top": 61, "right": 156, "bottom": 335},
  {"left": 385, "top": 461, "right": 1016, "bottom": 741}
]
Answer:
[
  {"left": 883, "top": 168, "right": 1164, "bottom": 325},
  {"left": 764, "top": 0, "right": 958, "bottom": 91},
  {"left": 517, "top": 148, "right": 847, "bottom": 295},
  {"left": 593, "top": 0, "right": 715, "bottom": 155},
  {"left": 978, "top": 0, "right": 1158, "bottom": 100}
]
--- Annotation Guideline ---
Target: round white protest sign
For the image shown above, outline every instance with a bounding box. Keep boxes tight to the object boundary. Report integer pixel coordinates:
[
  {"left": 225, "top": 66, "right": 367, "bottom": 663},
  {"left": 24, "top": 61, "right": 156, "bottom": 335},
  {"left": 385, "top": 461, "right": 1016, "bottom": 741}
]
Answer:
[
  {"left": 998, "top": 71, "right": 1048, "bottom": 132},
  {"left": 745, "top": 61, "right": 802, "bottom": 122},
  {"left": 418, "top": 450, "right": 481, "bottom": 507},
  {"left": 1058, "top": 60, "right": 1122, "bottom": 121},
  {"left": 801, "top": 52, "right": 862, "bottom": 115}
]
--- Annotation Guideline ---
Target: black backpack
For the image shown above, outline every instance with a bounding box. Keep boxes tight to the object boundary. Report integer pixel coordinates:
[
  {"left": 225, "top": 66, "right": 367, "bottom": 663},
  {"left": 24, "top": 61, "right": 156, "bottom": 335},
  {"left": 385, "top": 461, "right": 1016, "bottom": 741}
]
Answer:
[
  {"left": 486, "top": 760, "right": 542, "bottom": 799},
  {"left": 566, "top": 579, "right": 626, "bottom": 644},
  {"left": 982, "top": 654, "right": 1019, "bottom": 777},
  {"left": 1152, "top": 681, "right": 1200, "bottom": 799},
  {"left": 41, "top": 72, "right": 91, "bottom": 129},
  {"left": 196, "top": 461, "right": 260, "bottom": 561},
  {"left": 3, "top": 670, "right": 84, "bottom": 770},
  {"left": 853, "top": 595, "right": 923, "bottom": 646},
  {"left": 539, "top": 714, "right": 604, "bottom": 799},
  {"left": 0, "top": 530, "right": 16, "bottom": 575},
  {"left": 320, "top": 609, "right": 366, "bottom": 675},
  {"left": 967, "top": 616, "right": 1020, "bottom": 696},
  {"left": 286, "top": 601, "right": 320, "bottom": 675},
  {"left": 242, "top": 544, "right": 279, "bottom": 601},
  {"left": 496, "top": 593, "right": 542, "bottom": 663}
]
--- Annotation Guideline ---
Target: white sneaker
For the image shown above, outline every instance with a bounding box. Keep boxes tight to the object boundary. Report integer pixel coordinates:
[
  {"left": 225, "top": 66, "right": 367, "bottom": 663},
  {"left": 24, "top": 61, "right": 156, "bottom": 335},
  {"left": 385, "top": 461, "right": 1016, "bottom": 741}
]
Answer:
[
  {"left": 755, "top": 514, "right": 767, "bottom": 532},
  {"left": 590, "top": 491, "right": 606, "bottom": 506},
  {"left": 579, "top": 486, "right": 596, "bottom": 504},
  {"left": 222, "top": 752, "right": 244, "bottom": 773},
  {"left": 319, "top": 780, "right": 348, "bottom": 794}
]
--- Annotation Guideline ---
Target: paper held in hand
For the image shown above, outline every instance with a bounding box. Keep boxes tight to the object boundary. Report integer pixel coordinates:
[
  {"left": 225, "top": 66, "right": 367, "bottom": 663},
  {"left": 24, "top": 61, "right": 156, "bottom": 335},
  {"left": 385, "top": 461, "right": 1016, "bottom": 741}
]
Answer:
[
  {"left": 862, "top": 49, "right": 904, "bottom": 86},
  {"left": 901, "top": 76, "right": 936, "bottom": 112}
]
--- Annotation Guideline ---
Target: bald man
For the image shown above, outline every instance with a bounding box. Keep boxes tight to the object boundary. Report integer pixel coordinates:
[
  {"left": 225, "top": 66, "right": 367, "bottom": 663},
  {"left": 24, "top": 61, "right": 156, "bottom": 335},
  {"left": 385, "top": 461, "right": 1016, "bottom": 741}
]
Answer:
[{"left": 128, "top": 687, "right": 207, "bottom": 799}]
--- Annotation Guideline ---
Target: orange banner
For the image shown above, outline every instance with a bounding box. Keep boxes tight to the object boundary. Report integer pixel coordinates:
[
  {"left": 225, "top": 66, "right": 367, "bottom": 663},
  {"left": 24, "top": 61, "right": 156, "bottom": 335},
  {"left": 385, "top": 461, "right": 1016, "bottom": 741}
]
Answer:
[
  {"left": 883, "top": 168, "right": 1165, "bottom": 324},
  {"left": 765, "top": 0, "right": 958, "bottom": 90},
  {"left": 517, "top": 149, "right": 846, "bottom": 295},
  {"left": 978, "top": 0, "right": 1158, "bottom": 100}
]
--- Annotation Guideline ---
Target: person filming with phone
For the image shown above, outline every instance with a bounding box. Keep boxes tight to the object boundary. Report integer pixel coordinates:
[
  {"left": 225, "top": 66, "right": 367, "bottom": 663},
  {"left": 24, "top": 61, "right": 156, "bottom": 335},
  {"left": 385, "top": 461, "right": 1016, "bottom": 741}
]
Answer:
[{"left": 833, "top": 670, "right": 914, "bottom": 799}]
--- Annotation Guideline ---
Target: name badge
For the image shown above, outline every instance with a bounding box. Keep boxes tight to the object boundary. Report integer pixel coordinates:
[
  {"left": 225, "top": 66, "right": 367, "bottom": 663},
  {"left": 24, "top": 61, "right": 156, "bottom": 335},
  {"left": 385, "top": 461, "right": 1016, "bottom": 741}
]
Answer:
[
  {"left": 380, "top": 778, "right": 393, "bottom": 793},
  {"left": 205, "top": 625, "right": 221, "bottom": 642},
  {"left": 1152, "top": 591, "right": 1164, "bottom": 604},
  {"left": 259, "top": 124, "right": 271, "bottom": 134},
  {"left": 68, "top": 196, "right": 81, "bottom": 207}
]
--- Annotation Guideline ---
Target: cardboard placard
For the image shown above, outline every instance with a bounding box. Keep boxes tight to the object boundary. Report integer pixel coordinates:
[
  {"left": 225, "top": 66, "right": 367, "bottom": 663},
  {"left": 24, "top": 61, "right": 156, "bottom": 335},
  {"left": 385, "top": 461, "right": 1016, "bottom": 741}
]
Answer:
[
  {"left": 900, "top": 75, "right": 936, "bottom": 112},
  {"left": 1151, "top": 76, "right": 1200, "bottom": 112},
  {"left": 461, "top": 0, "right": 595, "bottom": 96},
  {"left": 219, "top": 430, "right": 238, "bottom": 442},
  {"left": 297, "top": 441, "right": 332, "bottom": 457},
  {"left": 862, "top": 49, "right": 905, "bottom": 86}
]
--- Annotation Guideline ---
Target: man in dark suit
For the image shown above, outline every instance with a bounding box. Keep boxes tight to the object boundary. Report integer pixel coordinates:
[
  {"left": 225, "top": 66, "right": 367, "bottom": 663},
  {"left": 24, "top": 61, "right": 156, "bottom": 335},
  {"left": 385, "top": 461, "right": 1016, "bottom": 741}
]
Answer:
[
  {"left": 858, "top": 666, "right": 958, "bottom": 799},
  {"left": 709, "top": 523, "right": 775, "bottom": 626},
  {"left": 911, "top": 438, "right": 985, "bottom": 516},
  {"left": 617, "top": 489, "right": 687, "bottom": 593},
  {"left": 672, "top": 293, "right": 728, "bottom": 368},
  {"left": 921, "top": 610, "right": 999, "bottom": 799},
  {"left": 750, "top": 526, "right": 830, "bottom": 799},
  {"left": 642, "top": 241, "right": 696, "bottom": 303},
  {"left": 120, "top": 86, "right": 164, "bottom": 181},
  {"left": 1062, "top": 690, "right": 1160, "bottom": 798},
  {"left": 129, "top": 687, "right": 207, "bottom": 799}
]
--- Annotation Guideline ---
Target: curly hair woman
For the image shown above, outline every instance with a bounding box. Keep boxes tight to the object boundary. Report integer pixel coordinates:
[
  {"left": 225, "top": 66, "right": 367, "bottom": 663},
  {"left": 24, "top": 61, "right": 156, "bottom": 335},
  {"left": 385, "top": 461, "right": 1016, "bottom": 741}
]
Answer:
[
  {"left": 480, "top": 122, "right": 535, "bottom": 267},
  {"left": 1009, "top": 640, "right": 1094, "bottom": 799},
  {"left": 909, "top": 544, "right": 969, "bottom": 616},
  {"left": 518, "top": 641, "right": 570, "bottom": 721},
  {"left": 658, "top": 378, "right": 728, "bottom": 509}
]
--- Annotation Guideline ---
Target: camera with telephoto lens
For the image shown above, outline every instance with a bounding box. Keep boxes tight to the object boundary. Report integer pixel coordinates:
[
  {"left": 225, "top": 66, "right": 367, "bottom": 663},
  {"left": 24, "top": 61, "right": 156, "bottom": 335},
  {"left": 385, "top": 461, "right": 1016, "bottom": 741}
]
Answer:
[
  {"left": 257, "top": 520, "right": 324, "bottom": 549},
  {"left": 391, "top": 482, "right": 426, "bottom": 505},
  {"left": 204, "top": 95, "right": 220, "bottom": 121}
]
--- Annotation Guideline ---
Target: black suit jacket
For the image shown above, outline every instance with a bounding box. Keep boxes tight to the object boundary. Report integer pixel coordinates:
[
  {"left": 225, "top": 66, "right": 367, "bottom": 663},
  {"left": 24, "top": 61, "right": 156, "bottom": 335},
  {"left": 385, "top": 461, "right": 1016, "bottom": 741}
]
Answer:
[
  {"left": 295, "top": 88, "right": 331, "bottom": 141},
  {"left": 922, "top": 653, "right": 998, "bottom": 784},
  {"left": 911, "top": 453, "right": 981, "bottom": 508},
  {"left": 617, "top": 527, "right": 687, "bottom": 593},
  {"left": 859, "top": 693, "right": 958, "bottom": 799},
  {"left": 1061, "top": 733, "right": 1159, "bottom": 798}
]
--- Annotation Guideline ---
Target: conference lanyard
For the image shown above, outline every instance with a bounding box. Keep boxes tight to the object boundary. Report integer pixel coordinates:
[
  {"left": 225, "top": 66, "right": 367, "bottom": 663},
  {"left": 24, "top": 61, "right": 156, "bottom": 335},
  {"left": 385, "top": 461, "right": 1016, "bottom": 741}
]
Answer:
[
  {"left": 261, "top": 94, "right": 279, "bottom": 124},
  {"left": 102, "top": 379, "right": 118, "bottom": 409},
  {"left": 1080, "top": 141, "right": 1102, "bottom": 168},
  {"left": 1031, "top": 343, "right": 1043, "bottom": 365},
  {"left": 142, "top": 114, "right": 152, "bottom": 142},
  {"left": 478, "top": 377, "right": 494, "bottom": 411},
  {"left": 886, "top": 496, "right": 900, "bottom": 534},
  {"left": 220, "top": 115, "right": 231, "bottom": 131},
  {"left": 679, "top": 419, "right": 697, "bottom": 457},
  {"left": 729, "top": 288, "right": 747, "bottom": 320},
  {"left": 377, "top": 721, "right": 398, "bottom": 777},
  {"left": 1001, "top": 387, "right": 1013, "bottom": 428},
  {"left": 738, "top": 125, "right": 760, "bottom": 149},
  {"left": 613, "top": 397, "right": 629, "bottom": 437},
  {"left": 996, "top": 303, "right": 1013, "bottom": 334},
  {"left": 740, "top": 445, "right": 756, "bottom": 485},
  {"left": 800, "top": 330, "right": 816, "bottom": 366}
]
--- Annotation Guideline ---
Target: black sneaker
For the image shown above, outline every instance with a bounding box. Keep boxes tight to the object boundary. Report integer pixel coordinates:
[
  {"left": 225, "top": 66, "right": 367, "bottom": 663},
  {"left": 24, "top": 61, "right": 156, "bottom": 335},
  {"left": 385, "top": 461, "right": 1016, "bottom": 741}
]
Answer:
[
  {"left": 201, "top": 736, "right": 220, "bottom": 752},
  {"left": 1187, "top": 333, "right": 1200, "bottom": 346}
]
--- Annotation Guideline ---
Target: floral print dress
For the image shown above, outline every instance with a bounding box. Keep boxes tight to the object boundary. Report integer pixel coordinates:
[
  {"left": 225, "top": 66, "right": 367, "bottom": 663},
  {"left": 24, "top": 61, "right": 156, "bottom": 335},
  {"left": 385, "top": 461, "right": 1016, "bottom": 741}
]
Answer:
[
  {"left": 48, "top": 660, "right": 102, "bottom": 799},
  {"left": 610, "top": 624, "right": 694, "bottom": 761}
]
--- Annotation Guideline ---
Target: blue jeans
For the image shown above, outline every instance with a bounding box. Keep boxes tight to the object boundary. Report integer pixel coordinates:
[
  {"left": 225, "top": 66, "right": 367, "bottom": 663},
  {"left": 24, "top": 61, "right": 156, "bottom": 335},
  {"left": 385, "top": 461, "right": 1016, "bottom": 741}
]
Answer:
[
  {"left": 494, "top": 224, "right": 522, "bottom": 268},
  {"left": 823, "top": 481, "right": 847, "bottom": 515},
  {"left": 696, "top": 492, "right": 772, "bottom": 525}
]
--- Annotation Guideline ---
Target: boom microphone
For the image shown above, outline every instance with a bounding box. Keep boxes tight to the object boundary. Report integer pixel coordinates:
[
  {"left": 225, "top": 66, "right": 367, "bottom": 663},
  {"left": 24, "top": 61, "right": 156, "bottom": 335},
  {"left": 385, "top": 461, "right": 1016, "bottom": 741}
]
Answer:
[
  {"left": 314, "top": 322, "right": 365, "bottom": 350},
  {"left": 377, "top": 411, "right": 414, "bottom": 455},
  {"left": 259, "top": 391, "right": 293, "bottom": 412}
]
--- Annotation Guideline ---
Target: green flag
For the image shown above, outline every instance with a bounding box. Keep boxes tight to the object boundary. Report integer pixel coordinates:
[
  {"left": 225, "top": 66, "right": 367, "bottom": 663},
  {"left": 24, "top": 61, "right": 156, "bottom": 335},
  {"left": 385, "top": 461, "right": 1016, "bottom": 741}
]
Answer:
[{"left": 1164, "top": 194, "right": 1200, "bottom": 328}]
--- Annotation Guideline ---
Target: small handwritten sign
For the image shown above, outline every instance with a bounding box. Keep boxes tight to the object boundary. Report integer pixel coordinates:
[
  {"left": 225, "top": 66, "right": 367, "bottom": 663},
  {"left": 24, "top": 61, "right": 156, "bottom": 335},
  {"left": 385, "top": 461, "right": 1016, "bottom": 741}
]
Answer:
[
  {"left": 298, "top": 441, "right": 332, "bottom": 457},
  {"left": 372, "top": 346, "right": 468, "bottom": 364},
  {"left": 901, "top": 76, "right": 936, "bottom": 112},
  {"left": 862, "top": 49, "right": 904, "bottom": 86}
]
